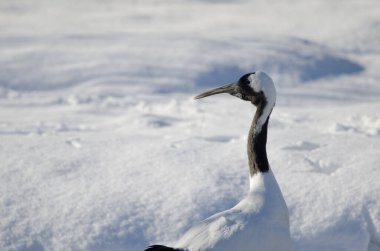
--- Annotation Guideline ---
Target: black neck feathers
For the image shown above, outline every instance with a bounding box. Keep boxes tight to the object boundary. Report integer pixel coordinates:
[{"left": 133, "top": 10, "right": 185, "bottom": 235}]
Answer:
[{"left": 247, "top": 103, "right": 271, "bottom": 176}]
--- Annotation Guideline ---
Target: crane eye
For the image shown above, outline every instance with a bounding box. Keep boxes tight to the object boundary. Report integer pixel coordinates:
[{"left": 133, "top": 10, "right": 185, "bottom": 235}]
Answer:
[{"left": 243, "top": 78, "right": 250, "bottom": 85}]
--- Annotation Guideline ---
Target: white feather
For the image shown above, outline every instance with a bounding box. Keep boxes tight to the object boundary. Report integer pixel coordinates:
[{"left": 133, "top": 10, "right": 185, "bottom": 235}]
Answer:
[
  {"left": 175, "top": 169, "right": 291, "bottom": 251},
  {"left": 249, "top": 71, "right": 277, "bottom": 134}
]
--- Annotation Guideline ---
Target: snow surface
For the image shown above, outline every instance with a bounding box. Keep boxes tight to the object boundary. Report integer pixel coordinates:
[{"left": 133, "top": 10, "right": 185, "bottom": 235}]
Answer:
[{"left": 1, "top": 0, "right": 380, "bottom": 250}]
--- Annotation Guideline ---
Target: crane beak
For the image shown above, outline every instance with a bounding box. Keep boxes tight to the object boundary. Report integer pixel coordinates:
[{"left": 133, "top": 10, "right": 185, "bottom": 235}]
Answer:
[{"left": 194, "top": 82, "right": 238, "bottom": 99}]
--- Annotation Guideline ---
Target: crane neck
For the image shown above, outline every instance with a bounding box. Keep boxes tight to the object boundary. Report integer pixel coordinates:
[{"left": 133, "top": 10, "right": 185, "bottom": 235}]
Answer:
[{"left": 247, "top": 102, "right": 272, "bottom": 177}]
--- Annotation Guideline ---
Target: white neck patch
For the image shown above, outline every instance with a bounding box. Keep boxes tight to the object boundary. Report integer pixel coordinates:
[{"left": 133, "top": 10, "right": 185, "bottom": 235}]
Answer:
[{"left": 248, "top": 71, "right": 277, "bottom": 134}]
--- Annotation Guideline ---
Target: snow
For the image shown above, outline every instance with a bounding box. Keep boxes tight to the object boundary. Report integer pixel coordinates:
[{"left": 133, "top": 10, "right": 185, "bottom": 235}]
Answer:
[{"left": 1, "top": 0, "right": 380, "bottom": 250}]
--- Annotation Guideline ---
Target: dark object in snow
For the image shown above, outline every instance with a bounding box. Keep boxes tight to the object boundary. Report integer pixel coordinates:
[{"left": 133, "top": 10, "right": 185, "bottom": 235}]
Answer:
[{"left": 145, "top": 245, "right": 183, "bottom": 251}]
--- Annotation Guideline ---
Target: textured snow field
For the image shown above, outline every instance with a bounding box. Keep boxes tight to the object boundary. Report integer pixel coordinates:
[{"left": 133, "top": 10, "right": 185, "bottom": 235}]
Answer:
[{"left": 1, "top": 0, "right": 380, "bottom": 250}]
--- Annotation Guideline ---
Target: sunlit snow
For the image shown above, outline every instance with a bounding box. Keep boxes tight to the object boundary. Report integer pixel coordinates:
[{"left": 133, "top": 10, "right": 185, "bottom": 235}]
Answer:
[{"left": 1, "top": 0, "right": 380, "bottom": 251}]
